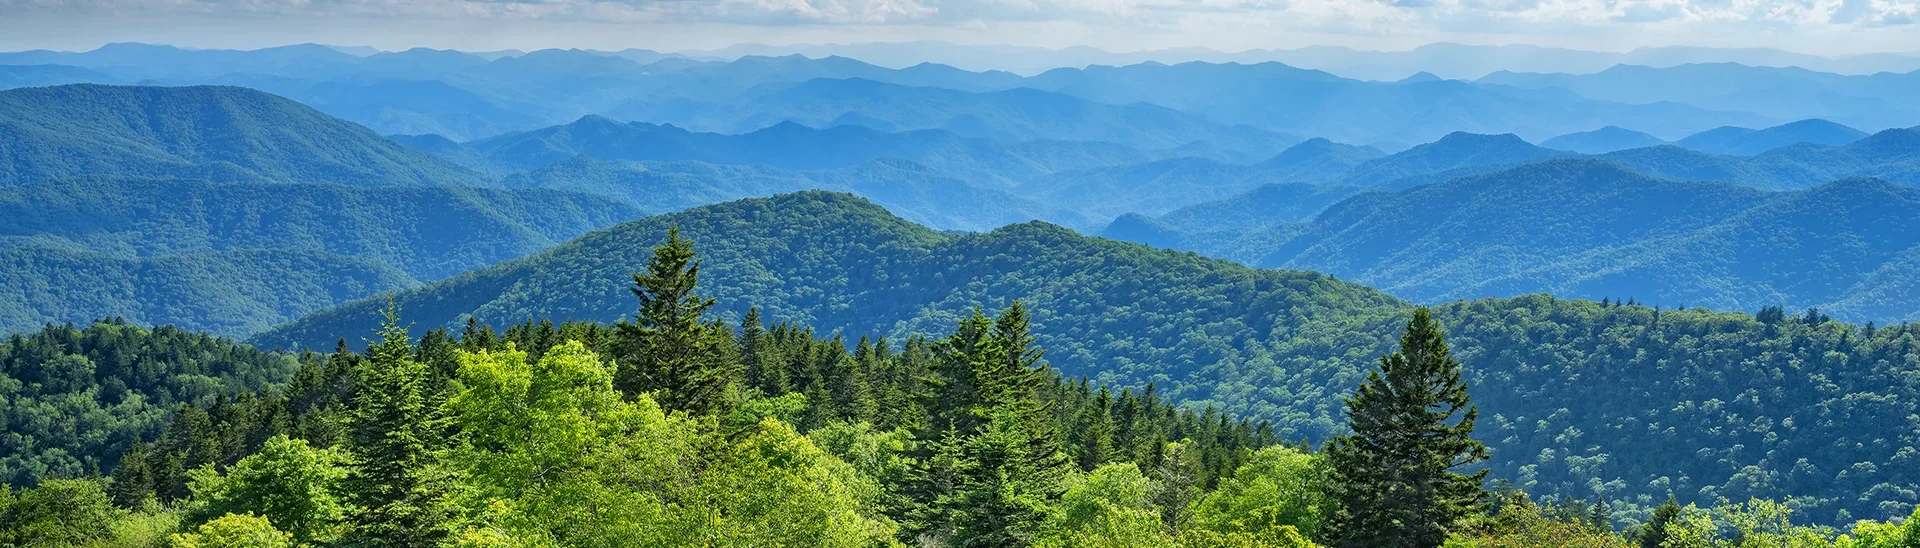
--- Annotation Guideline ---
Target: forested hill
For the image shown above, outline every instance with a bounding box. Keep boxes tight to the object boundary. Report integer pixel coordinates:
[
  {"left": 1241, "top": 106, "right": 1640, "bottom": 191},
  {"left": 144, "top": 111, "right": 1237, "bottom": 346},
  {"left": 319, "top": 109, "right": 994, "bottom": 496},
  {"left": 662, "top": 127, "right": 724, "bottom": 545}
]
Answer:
[
  {"left": 0, "top": 177, "right": 645, "bottom": 336},
  {"left": 1107, "top": 159, "right": 1920, "bottom": 322},
  {"left": 0, "top": 84, "right": 487, "bottom": 186},
  {"left": 256, "top": 190, "right": 1920, "bottom": 524}
]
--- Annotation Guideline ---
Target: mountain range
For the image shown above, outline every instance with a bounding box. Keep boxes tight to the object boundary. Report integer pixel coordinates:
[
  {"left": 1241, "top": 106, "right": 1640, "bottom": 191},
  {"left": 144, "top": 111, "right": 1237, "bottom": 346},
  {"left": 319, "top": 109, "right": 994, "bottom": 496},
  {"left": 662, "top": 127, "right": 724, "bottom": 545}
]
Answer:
[
  {"left": 1103, "top": 159, "right": 1920, "bottom": 322},
  {"left": 250, "top": 190, "right": 1920, "bottom": 525},
  {"left": 0, "top": 84, "right": 486, "bottom": 186},
  {"left": 12, "top": 43, "right": 1911, "bottom": 147}
]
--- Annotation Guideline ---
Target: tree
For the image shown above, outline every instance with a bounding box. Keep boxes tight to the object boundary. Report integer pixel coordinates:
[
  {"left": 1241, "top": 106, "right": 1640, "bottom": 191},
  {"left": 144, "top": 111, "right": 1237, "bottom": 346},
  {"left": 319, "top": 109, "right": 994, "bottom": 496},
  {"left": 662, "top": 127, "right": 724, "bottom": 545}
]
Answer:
[
  {"left": 1037, "top": 463, "right": 1172, "bottom": 548},
  {"left": 184, "top": 435, "right": 348, "bottom": 543},
  {"left": 1636, "top": 498, "right": 1680, "bottom": 548},
  {"left": 340, "top": 304, "right": 456, "bottom": 548},
  {"left": 951, "top": 406, "right": 1070, "bottom": 547},
  {"left": 1190, "top": 445, "right": 1333, "bottom": 542},
  {"left": 0, "top": 479, "right": 117, "bottom": 547},
  {"left": 1326, "top": 307, "right": 1489, "bottom": 548},
  {"left": 171, "top": 513, "right": 296, "bottom": 548},
  {"left": 617, "top": 227, "right": 740, "bottom": 414}
]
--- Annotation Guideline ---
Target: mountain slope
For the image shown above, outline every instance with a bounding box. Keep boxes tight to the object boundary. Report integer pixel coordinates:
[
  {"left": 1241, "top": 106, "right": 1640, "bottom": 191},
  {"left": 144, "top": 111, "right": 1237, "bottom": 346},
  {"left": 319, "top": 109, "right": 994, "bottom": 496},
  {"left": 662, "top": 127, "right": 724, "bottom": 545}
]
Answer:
[
  {"left": 1540, "top": 126, "right": 1667, "bottom": 153},
  {"left": 253, "top": 190, "right": 1920, "bottom": 525},
  {"left": 0, "top": 242, "right": 417, "bottom": 338},
  {"left": 1336, "top": 132, "right": 1570, "bottom": 187},
  {"left": 1017, "top": 61, "right": 1770, "bottom": 145},
  {"left": 461, "top": 115, "right": 1148, "bottom": 186},
  {"left": 609, "top": 77, "right": 1298, "bottom": 156},
  {"left": 1464, "top": 177, "right": 1920, "bottom": 321},
  {"left": 1676, "top": 119, "right": 1868, "bottom": 155},
  {"left": 500, "top": 155, "right": 1091, "bottom": 231},
  {"left": 0, "top": 177, "right": 645, "bottom": 336},
  {"left": 0, "top": 84, "right": 488, "bottom": 186}
]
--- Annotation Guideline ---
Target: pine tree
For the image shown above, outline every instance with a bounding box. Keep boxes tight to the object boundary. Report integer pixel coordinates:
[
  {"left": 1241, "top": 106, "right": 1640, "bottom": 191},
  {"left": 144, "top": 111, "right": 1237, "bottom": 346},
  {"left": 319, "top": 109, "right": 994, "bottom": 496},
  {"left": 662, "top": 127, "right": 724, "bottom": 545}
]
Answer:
[
  {"left": 1325, "top": 307, "right": 1489, "bottom": 548},
  {"left": 339, "top": 304, "right": 454, "bottom": 548},
  {"left": 615, "top": 227, "right": 741, "bottom": 414}
]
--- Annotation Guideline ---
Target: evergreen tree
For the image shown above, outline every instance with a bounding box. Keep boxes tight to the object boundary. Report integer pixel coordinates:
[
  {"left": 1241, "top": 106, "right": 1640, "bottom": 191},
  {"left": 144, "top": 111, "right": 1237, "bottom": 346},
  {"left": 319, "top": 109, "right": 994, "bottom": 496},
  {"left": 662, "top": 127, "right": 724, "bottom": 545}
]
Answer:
[
  {"left": 616, "top": 228, "right": 740, "bottom": 414},
  {"left": 739, "top": 307, "right": 768, "bottom": 392},
  {"left": 1637, "top": 497, "right": 1680, "bottom": 548},
  {"left": 1325, "top": 307, "right": 1490, "bottom": 548},
  {"left": 339, "top": 305, "right": 454, "bottom": 548}
]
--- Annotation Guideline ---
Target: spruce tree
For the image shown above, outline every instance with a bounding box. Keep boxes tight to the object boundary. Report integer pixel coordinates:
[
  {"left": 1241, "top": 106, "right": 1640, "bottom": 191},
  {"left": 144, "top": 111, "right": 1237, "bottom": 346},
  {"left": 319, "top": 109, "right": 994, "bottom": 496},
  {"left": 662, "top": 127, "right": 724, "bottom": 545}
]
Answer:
[
  {"left": 616, "top": 227, "right": 740, "bottom": 414},
  {"left": 1325, "top": 307, "right": 1489, "bottom": 548},
  {"left": 340, "top": 305, "right": 454, "bottom": 548}
]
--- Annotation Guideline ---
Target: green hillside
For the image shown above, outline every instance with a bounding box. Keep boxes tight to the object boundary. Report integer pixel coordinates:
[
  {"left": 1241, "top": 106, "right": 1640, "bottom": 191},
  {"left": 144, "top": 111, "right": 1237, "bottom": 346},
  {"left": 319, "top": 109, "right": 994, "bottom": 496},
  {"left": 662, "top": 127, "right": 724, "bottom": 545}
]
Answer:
[
  {"left": 0, "top": 84, "right": 487, "bottom": 186},
  {"left": 0, "top": 177, "right": 645, "bottom": 336},
  {"left": 255, "top": 191, "right": 1920, "bottom": 524},
  {"left": 0, "top": 320, "right": 299, "bottom": 486},
  {"left": 501, "top": 155, "right": 1091, "bottom": 231},
  {"left": 1107, "top": 159, "right": 1920, "bottom": 322}
]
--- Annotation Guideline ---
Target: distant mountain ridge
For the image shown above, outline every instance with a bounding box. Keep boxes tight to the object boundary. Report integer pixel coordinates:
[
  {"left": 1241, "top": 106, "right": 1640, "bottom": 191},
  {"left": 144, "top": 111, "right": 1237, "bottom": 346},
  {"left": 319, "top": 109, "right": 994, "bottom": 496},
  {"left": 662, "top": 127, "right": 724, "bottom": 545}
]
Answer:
[
  {"left": 0, "top": 84, "right": 487, "bottom": 186},
  {"left": 1675, "top": 119, "right": 1869, "bottom": 155},
  {"left": 0, "top": 176, "right": 644, "bottom": 336},
  {"left": 1103, "top": 159, "right": 1920, "bottom": 322}
]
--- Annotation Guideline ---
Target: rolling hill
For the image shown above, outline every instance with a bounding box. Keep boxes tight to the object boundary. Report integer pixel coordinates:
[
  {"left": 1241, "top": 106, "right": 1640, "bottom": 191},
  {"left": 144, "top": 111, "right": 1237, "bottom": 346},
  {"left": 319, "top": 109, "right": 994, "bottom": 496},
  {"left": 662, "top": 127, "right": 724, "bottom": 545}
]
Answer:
[
  {"left": 1335, "top": 132, "right": 1570, "bottom": 187},
  {"left": 0, "top": 84, "right": 489, "bottom": 186},
  {"left": 0, "top": 177, "right": 644, "bottom": 336},
  {"left": 499, "top": 155, "right": 1091, "bottom": 231},
  {"left": 1675, "top": 119, "right": 1868, "bottom": 155},
  {"left": 1104, "top": 159, "right": 1920, "bottom": 322},
  {"left": 607, "top": 77, "right": 1300, "bottom": 157},
  {"left": 456, "top": 115, "right": 1153, "bottom": 185},
  {"left": 1539, "top": 126, "right": 1667, "bottom": 153},
  {"left": 253, "top": 190, "right": 1919, "bottom": 525}
]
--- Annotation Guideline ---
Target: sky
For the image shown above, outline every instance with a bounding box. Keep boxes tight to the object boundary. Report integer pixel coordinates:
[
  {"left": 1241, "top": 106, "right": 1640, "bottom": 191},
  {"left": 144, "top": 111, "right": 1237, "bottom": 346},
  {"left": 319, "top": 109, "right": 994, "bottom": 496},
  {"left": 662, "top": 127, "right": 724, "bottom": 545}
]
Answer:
[{"left": 2, "top": 0, "right": 1918, "bottom": 56}]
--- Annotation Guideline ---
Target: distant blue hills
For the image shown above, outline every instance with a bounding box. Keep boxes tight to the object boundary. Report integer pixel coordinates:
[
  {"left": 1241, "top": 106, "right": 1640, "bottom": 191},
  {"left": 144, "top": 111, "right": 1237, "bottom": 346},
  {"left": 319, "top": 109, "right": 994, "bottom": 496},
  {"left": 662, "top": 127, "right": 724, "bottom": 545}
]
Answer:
[{"left": 8, "top": 43, "right": 1915, "bottom": 146}]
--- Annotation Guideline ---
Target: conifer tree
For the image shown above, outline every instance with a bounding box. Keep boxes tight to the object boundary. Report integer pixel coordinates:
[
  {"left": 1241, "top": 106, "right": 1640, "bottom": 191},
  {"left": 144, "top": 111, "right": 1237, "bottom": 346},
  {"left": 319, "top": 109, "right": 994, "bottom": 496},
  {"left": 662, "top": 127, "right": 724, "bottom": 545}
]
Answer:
[
  {"left": 739, "top": 307, "right": 767, "bottom": 391},
  {"left": 616, "top": 227, "right": 740, "bottom": 414},
  {"left": 339, "top": 305, "right": 454, "bottom": 548},
  {"left": 1637, "top": 497, "right": 1680, "bottom": 548},
  {"left": 1325, "top": 307, "right": 1489, "bottom": 548}
]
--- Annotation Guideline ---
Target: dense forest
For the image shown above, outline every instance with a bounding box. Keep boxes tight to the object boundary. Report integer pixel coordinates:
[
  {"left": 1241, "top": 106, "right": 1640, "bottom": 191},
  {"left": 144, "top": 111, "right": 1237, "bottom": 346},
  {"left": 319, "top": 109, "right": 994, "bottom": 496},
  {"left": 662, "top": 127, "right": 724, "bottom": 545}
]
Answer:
[
  {"left": 6, "top": 231, "right": 1917, "bottom": 548},
  {"left": 253, "top": 191, "right": 1920, "bottom": 527}
]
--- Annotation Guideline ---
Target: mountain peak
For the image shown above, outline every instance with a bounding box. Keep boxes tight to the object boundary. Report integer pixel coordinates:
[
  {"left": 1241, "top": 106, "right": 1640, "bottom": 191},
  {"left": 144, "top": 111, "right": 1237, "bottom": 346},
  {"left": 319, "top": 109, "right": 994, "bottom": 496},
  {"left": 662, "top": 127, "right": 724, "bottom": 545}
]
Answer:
[{"left": 1398, "top": 71, "right": 1442, "bottom": 83}]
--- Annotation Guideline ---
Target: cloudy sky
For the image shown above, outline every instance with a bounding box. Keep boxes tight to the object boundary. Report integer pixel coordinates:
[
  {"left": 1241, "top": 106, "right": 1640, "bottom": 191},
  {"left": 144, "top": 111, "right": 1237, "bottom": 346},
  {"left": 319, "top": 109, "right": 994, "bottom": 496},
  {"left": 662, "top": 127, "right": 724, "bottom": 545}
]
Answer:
[{"left": 1, "top": 0, "right": 1917, "bottom": 55}]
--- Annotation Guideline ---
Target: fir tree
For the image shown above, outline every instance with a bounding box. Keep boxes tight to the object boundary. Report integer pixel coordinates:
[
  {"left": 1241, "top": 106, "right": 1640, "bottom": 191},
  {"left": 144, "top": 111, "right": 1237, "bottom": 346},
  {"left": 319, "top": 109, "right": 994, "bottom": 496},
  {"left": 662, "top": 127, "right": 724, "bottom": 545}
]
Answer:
[
  {"left": 339, "top": 304, "right": 454, "bottom": 548},
  {"left": 1325, "top": 307, "right": 1490, "bottom": 548},
  {"left": 615, "top": 227, "right": 740, "bottom": 414}
]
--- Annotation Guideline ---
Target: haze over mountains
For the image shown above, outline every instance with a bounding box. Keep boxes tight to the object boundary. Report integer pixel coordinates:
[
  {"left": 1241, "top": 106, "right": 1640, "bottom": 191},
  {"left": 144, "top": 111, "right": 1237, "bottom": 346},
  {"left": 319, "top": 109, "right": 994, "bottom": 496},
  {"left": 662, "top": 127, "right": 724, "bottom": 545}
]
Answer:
[
  {"left": 4, "top": 37, "right": 1920, "bottom": 539},
  {"left": 7, "top": 42, "right": 1917, "bottom": 147}
]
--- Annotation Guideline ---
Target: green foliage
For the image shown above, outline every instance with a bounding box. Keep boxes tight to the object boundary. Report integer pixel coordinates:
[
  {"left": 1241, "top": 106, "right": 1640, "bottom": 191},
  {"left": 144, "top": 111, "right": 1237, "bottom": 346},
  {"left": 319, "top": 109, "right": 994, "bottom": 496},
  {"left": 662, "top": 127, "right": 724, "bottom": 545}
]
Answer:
[
  {"left": 1327, "top": 308, "right": 1489, "bottom": 548},
  {"left": 0, "top": 176, "right": 643, "bottom": 337},
  {"left": 1190, "top": 446, "right": 1333, "bottom": 541},
  {"left": 257, "top": 191, "right": 1920, "bottom": 524},
  {"left": 182, "top": 435, "right": 348, "bottom": 543},
  {"left": 0, "top": 84, "right": 485, "bottom": 187},
  {"left": 615, "top": 227, "right": 741, "bottom": 414},
  {"left": 1037, "top": 463, "right": 1174, "bottom": 548},
  {"left": 169, "top": 512, "right": 294, "bottom": 548},
  {"left": 340, "top": 306, "right": 457, "bottom": 548},
  {"left": 0, "top": 321, "right": 298, "bottom": 487},
  {"left": 444, "top": 340, "right": 897, "bottom": 546},
  {"left": 1444, "top": 491, "right": 1630, "bottom": 548},
  {"left": 0, "top": 478, "right": 118, "bottom": 546}
]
